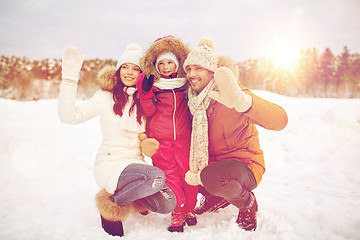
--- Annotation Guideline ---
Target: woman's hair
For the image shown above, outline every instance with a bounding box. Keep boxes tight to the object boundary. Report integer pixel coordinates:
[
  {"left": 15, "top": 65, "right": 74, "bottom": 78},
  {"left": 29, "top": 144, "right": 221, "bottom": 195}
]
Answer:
[{"left": 112, "top": 67, "right": 144, "bottom": 125}]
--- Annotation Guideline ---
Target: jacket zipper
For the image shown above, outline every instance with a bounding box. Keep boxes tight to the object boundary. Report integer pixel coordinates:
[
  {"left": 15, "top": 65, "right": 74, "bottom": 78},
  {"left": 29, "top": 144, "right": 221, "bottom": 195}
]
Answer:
[{"left": 172, "top": 90, "right": 176, "bottom": 141}]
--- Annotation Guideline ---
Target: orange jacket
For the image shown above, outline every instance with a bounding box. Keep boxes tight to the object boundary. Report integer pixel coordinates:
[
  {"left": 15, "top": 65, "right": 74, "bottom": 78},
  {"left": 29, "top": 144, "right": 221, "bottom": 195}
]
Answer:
[{"left": 207, "top": 89, "right": 288, "bottom": 186}]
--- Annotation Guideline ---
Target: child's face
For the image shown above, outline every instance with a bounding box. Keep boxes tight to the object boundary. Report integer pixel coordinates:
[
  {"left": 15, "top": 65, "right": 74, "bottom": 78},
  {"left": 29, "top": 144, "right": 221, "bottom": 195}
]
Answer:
[
  {"left": 157, "top": 59, "right": 177, "bottom": 76},
  {"left": 120, "top": 63, "right": 141, "bottom": 86}
]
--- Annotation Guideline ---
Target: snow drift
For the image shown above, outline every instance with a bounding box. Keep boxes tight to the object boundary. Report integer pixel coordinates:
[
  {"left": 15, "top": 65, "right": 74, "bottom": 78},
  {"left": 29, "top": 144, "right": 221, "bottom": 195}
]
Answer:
[{"left": 0, "top": 91, "right": 359, "bottom": 240}]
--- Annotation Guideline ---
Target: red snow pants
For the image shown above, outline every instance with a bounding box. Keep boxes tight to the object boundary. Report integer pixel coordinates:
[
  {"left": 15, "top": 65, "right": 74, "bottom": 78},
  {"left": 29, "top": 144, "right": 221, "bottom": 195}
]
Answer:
[{"left": 151, "top": 138, "right": 198, "bottom": 212}]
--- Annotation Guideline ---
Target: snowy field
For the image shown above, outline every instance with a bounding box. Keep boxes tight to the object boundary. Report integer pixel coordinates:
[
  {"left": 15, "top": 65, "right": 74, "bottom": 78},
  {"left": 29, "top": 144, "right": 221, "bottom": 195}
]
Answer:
[{"left": 0, "top": 90, "right": 360, "bottom": 240}]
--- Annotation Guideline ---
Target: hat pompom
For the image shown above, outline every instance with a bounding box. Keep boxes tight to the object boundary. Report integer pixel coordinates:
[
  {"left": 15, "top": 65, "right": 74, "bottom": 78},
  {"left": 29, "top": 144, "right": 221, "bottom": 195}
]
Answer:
[
  {"left": 183, "top": 36, "right": 218, "bottom": 73},
  {"left": 199, "top": 36, "right": 215, "bottom": 51},
  {"left": 185, "top": 170, "right": 202, "bottom": 186},
  {"left": 126, "top": 43, "right": 142, "bottom": 53}
]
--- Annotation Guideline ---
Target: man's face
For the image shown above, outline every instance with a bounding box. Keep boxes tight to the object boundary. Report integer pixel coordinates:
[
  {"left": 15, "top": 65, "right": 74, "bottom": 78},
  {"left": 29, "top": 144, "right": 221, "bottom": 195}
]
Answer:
[{"left": 185, "top": 65, "right": 214, "bottom": 94}]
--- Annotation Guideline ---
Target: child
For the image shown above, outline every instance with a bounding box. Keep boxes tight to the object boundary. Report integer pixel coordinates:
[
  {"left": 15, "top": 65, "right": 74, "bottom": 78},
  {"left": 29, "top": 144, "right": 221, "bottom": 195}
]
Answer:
[{"left": 136, "top": 36, "right": 198, "bottom": 232}]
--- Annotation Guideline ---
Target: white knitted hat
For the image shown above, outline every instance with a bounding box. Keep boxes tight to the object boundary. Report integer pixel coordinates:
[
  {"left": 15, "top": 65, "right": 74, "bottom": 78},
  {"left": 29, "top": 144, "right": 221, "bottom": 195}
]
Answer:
[
  {"left": 155, "top": 52, "right": 179, "bottom": 74},
  {"left": 116, "top": 44, "right": 142, "bottom": 70},
  {"left": 183, "top": 37, "right": 218, "bottom": 73}
]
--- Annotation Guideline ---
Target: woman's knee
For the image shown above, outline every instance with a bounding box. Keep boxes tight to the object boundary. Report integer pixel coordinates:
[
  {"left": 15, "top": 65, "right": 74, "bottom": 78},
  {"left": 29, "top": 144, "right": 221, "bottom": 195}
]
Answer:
[
  {"left": 147, "top": 166, "right": 166, "bottom": 189},
  {"left": 119, "top": 164, "right": 166, "bottom": 192},
  {"left": 128, "top": 164, "right": 165, "bottom": 183}
]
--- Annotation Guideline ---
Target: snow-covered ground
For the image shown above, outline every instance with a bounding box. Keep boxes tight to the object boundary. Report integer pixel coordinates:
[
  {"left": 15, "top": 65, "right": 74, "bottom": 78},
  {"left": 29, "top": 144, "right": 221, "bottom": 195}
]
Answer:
[{"left": 0, "top": 91, "right": 359, "bottom": 240}]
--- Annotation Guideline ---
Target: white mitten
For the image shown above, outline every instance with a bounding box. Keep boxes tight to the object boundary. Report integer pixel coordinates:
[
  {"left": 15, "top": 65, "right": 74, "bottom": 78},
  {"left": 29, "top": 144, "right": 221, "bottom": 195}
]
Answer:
[
  {"left": 62, "top": 45, "right": 85, "bottom": 83},
  {"left": 209, "top": 67, "right": 252, "bottom": 112}
]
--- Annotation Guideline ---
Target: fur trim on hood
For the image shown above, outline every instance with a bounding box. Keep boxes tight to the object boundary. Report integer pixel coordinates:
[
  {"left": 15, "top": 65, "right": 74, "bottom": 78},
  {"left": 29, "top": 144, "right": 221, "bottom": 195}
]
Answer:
[
  {"left": 97, "top": 65, "right": 117, "bottom": 92},
  {"left": 140, "top": 36, "right": 190, "bottom": 81},
  {"left": 217, "top": 55, "right": 240, "bottom": 81}
]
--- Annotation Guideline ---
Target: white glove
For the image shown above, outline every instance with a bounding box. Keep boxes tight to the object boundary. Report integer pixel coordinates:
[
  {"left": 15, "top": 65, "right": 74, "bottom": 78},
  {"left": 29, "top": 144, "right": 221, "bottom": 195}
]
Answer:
[
  {"left": 209, "top": 67, "right": 252, "bottom": 112},
  {"left": 61, "top": 45, "right": 85, "bottom": 83}
]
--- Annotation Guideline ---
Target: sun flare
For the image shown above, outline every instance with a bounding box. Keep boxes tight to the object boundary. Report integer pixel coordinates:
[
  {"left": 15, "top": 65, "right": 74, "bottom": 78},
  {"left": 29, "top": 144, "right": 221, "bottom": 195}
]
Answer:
[{"left": 269, "top": 42, "right": 300, "bottom": 70}]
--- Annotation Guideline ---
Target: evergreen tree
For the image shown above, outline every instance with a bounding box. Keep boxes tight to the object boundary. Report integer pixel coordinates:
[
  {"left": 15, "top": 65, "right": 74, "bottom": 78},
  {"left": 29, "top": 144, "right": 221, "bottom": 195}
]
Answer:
[
  {"left": 335, "top": 46, "right": 350, "bottom": 86},
  {"left": 295, "top": 49, "right": 312, "bottom": 95},
  {"left": 319, "top": 48, "right": 335, "bottom": 96}
]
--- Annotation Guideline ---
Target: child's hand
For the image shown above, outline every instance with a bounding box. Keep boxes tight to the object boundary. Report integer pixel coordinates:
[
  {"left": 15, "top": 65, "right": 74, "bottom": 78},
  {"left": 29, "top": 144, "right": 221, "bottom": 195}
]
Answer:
[
  {"left": 142, "top": 74, "right": 154, "bottom": 92},
  {"left": 136, "top": 73, "right": 154, "bottom": 92},
  {"left": 136, "top": 73, "right": 155, "bottom": 99}
]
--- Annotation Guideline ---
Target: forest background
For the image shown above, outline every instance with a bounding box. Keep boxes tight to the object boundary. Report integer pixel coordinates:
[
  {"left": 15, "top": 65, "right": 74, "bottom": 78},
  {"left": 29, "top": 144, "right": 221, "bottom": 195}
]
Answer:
[{"left": 1, "top": 45, "right": 359, "bottom": 101}]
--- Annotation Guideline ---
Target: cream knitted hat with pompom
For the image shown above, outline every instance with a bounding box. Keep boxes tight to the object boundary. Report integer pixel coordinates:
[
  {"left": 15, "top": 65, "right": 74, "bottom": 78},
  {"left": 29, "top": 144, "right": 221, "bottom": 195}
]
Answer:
[
  {"left": 183, "top": 36, "right": 218, "bottom": 73},
  {"left": 116, "top": 44, "right": 142, "bottom": 70}
]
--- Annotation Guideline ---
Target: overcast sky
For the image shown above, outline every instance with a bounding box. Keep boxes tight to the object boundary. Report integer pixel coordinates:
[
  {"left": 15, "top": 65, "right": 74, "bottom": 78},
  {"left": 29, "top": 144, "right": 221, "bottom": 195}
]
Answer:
[{"left": 1, "top": 0, "right": 359, "bottom": 62}]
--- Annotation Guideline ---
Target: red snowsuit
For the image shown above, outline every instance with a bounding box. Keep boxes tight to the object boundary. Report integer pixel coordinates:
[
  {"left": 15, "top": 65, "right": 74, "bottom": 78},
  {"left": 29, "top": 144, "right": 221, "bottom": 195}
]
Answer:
[{"left": 139, "top": 83, "right": 198, "bottom": 211}]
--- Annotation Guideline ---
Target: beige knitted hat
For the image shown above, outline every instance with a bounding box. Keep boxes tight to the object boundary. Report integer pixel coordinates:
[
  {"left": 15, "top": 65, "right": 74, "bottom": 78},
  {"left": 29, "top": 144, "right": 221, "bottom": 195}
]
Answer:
[{"left": 183, "top": 36, "right": 218, "bottom": 73}]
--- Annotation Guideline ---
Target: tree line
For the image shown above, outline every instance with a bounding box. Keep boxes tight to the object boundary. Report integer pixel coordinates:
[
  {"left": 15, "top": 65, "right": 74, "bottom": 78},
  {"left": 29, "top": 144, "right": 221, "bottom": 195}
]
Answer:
[
  {"left": 0, "top": 46, "right": 359, "bottom": 101},
  {"left": 0, "top": 56, "right": 115, "bottom": 100},
  {"left": 239, "top": 46, "right": 360, "bottom": 98}
]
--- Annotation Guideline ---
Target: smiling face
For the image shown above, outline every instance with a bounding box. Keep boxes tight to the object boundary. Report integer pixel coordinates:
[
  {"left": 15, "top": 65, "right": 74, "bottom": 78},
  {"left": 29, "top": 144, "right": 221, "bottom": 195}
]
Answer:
[
  {"left": 185, "top": 65, "right": 214, "bottom": 94},
  {"left": 157, "top": 59, "right": 177, "bottom": 76},
  {"left": 119, "top": 63, "right": 141, "bottom": 86}
]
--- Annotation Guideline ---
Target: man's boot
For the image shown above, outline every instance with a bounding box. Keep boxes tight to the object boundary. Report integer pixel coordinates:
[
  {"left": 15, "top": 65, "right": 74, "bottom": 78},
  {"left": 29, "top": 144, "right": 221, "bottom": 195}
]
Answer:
[
  {"left": 236, "top": 192, "right": 258, "bottom": 231},
  {"left": 194, "top": 194, "right": 230, "bottom": 215}
]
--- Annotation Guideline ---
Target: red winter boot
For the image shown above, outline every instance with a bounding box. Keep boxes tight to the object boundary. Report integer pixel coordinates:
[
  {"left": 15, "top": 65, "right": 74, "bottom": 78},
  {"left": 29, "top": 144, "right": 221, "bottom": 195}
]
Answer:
[
  {"left": 167, "top": 205, "right": 186, "bottom": 232},
  {"left": 184, "top": 211, "right": 197, "bottom": 226}
]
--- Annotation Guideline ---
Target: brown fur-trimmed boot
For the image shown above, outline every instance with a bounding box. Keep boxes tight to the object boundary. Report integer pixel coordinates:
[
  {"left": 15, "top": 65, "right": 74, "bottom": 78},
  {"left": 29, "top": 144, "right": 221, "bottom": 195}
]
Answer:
[{"left": 95, "top": 189, "right": 133, "bottom": 237}]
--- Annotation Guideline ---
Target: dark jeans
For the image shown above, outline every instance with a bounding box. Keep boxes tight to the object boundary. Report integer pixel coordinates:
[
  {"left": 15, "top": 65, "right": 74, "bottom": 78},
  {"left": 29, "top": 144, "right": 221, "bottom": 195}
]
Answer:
[
  {"left": 111, "top": 163, "right": 176, "bottom": 214},
  {"left": 200, "top": 159, "right": 257, "bottom": 209}
]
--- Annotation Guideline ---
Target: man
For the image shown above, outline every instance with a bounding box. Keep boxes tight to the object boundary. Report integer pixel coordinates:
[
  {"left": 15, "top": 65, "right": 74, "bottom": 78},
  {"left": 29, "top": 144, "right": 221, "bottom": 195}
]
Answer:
[{"left": 183, "top": 37, "right": 288, "bottom": 231}]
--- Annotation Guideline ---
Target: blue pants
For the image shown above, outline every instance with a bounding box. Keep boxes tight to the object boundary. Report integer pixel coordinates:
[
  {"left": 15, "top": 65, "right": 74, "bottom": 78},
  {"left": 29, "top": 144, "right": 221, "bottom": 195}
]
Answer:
[{"left": 111, "top": 163, "right": 176, "bottom": 214}]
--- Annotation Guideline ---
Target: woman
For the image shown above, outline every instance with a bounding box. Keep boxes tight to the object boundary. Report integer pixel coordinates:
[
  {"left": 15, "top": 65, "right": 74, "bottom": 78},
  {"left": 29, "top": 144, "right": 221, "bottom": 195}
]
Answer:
[{"left": 58, "top": 44, "right": 176, "bottom": 237}]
